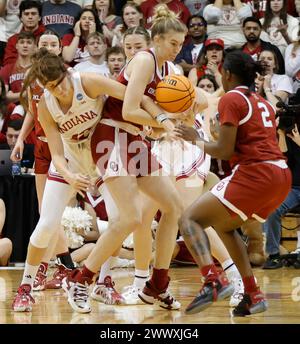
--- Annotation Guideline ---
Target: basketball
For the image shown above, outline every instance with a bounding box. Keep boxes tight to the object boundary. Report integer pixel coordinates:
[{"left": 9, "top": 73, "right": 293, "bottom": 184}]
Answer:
[{"left": 155, "top": 75, "right": 195, "bottom": 113}]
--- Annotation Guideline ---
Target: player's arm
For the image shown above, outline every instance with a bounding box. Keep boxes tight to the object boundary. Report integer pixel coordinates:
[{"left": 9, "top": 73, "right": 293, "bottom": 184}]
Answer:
[
  {"left": 80, "top": 72, "right": 126, "bottom": 101},
  {"left": 11, "top": 111, "right": 35, "bottom": 161},
  {"left": 122, "top": 53, "right": 175, "bottom": 130},
  {"left": 38, "top": 96, "right": 91, "bottom": 194},
  {"left": 175, "top": 122, "right": 237, "bottom": 160}
]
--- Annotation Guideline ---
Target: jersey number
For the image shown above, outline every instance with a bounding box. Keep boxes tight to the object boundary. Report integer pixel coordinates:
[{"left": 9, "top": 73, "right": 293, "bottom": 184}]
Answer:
[{"left": 258, "top": 102, "right": 273, "bottom": 128}]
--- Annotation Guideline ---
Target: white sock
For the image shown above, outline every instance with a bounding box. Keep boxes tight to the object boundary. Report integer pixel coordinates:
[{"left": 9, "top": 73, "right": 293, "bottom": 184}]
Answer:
[
  {"left": 98, "top": 257, "right": 113, "bottom": 283},
  {"left": 21, "top": 263, "right": 40, "bottom": 288},
  {"left": 221, "top": 259, "right": 241, "bottom": 282},
  {"left": 134, "top": 269, "right": 149, "bottom": 289},
  {"left": 297, "top": 231, "right": 300, "bottom": 248}
]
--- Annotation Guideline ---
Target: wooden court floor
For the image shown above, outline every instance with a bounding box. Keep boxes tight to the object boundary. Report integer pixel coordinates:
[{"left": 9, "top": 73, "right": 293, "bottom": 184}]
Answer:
[{"left": 0, "top": 266, "right": 300, "bottom": 324}]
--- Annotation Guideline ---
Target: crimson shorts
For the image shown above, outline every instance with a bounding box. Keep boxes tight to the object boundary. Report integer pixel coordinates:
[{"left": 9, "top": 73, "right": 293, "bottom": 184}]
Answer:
[
  {"left": 91, "top": 123, "right": 160, "bottom": 182},
  {"left": 34, "top": 139, "right": 51, "bottom": 174},
  {"left": 211, "top": 161, "right": 292, "bottom": 222}
]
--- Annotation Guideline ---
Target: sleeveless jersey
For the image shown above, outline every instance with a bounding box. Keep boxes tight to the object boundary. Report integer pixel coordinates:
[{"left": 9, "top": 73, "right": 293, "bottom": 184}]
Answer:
[
  {"left": 44, "top": 70, "right": 104, "bottom": 178},
  {"left": 44, "top": 70, "right": 103, "bottom": 144},
  {"left": 218, "top": 86, "right": 285, "bottom": 167},
  {"left": 102, "top": 47, "right": 170, "bottom": 127}
]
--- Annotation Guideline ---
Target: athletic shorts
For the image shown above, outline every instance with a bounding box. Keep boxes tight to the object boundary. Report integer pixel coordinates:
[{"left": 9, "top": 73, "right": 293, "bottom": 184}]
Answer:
[
  {"left": 210, "top": 161, "right": 292, "bottom": 222},
  {"left": 34, "top": 139, "right": 51, "bottom": 174},
  {"left": 91, "top": 123, "right": 160, "bottom": 183}
]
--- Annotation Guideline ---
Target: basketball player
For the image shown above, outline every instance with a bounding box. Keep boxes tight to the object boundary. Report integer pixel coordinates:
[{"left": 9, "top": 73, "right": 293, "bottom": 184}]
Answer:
[
  {"left": 175, "top": 50, "right": 291, "bottom": 316},
  {"left": 11, "top": 30, "right": 77, "bottom": 292},
  {"left": 11, "top": 48, "right": 131, "bottom": 312},
  {"left": 62, "top": 5, "right": 186, "bottom": 313}
]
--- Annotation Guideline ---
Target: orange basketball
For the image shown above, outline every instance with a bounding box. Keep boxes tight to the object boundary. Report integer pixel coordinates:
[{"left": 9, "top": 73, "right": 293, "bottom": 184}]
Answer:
[{"left": 155, "top": 75, "right": 195, "bottom": 113}]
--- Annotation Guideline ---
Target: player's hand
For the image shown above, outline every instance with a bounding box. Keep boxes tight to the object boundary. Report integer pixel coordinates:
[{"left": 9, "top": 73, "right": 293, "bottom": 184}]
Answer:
[
  {"left": 174, "top": 124, "right": 200, "bottom": 144},
  {"left": 64, "top": 172, "right": 92, "bottom": 197},
  {"left": 210, "top": 115, "right": 220, "bottom": 141},
  {"left": 161, "top": 118, "right": 175, "bottom": 132},
  {"left": 10, "top": 140, "right": 24, "bottom": 162}
]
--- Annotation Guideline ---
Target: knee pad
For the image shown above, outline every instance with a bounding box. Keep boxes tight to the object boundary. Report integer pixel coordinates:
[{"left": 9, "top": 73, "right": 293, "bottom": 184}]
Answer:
[{"left": 30, "top": 223, "right": 54, "bottom": 248}]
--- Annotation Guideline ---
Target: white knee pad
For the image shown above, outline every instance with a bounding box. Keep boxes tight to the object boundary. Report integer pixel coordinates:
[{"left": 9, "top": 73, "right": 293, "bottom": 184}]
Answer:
[{"left": 30, "top": 223, "right": 55, "bottom": 248}]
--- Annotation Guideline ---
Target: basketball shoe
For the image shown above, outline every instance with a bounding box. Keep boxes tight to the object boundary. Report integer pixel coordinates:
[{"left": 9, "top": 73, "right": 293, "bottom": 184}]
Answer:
[
  {"left": 63, "top": 270, "right": 92, "bottom": 313},
  {"left": 185, "top": 274, "right": 234, "bottom": 314},
  {"left": 32, "top": 263, "right": 47, "bottom": 291},
  {"left": 91, "top": 276, "right": 124, "bottom": 305},
  {"left": 232, "top": 289, "right": 268, "bottom": 316},
  {"left": 122, "top": 285, "right": 144, "bottom": 305},
  {"left": 12, "top": 284, "right": 35, "bottom": 312},
  {"left": 138, "top": 279, "right": 181, "bottom": 310},
  {"left": 46, "top": 264, "right": 72, "bottom": 289}
]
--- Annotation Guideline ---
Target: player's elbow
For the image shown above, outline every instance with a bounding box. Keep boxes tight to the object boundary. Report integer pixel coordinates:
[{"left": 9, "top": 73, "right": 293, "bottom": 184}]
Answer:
[
  {"left": 219, "top": 149, "right": 234, "bottom": 160},
  {"left": 122, "top": 105, "right": 135, "bottom": 121},
  {"left": 216, "top": 144, "right": 234, "bottom": 160}
]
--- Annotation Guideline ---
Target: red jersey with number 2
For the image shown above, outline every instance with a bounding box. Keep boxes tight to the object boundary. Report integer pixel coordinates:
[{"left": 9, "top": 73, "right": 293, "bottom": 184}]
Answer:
[{"left": 218, "top": 86, "right": 284, "bottom": 167}]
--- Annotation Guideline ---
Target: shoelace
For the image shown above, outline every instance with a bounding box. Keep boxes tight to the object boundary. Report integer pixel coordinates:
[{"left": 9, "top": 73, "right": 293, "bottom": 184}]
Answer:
[
  {"left": 159, "top": 291, "right": 175, "bottom": 305},
  {"left": 73, "top": 284, "right": 89, "bottom": 303},
  {"left": 19, "top": 288, "right": 35, "bottom": 304},
  {"left": 123, "top": 286, "right": 139, "bottom": 295},
  {"left": 197, "top": 281, "right": 219, "bottom": 301}
]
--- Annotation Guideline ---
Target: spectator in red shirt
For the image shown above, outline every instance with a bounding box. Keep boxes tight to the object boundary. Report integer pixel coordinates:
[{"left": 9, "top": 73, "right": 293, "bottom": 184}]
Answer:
[
  {"left": 3, "top": 0, "right": 45, "bottom": 66},
  {"left": 0, "top": 76, "right": 8, "bottom": 143},
  {"left": 62, "top": 8, "right": 102, "bottom": 66},
  {"left": 0, "top": 32, "right": 36, "bottom": 105},
  {"left": 241, "top": 16, "right": 285, "bottom": 74},
  {"left": 141, "top": 0, "right": 190, "bottom": 28}
]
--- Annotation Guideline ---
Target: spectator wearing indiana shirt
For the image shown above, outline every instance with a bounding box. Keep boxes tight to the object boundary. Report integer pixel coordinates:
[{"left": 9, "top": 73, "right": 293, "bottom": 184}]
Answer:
[
  {"left": 0, "top": 32, "right": 36, "bottom": 105},
  {"left": 3, "top": 0, "right": 45, "bottom": 66},
  {"left": 41, "top": 0, "right": 82, "bottom": 38},
  {"left": 241, "top": 16, "right": 285, "bottom": 74},
  {"left": 141, "top": 0, "right": 191, "bottom": 29}
]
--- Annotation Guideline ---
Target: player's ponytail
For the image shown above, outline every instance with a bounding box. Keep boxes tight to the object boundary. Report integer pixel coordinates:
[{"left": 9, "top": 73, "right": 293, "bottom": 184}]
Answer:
[{"left": 151, "top": 4, "right": 187, "bottom": 38}]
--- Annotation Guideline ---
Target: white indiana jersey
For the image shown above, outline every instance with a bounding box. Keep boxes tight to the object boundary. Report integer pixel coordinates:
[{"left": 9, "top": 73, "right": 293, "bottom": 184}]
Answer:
[
  {"left": 44, "top": 70, "right": 104, "bottom": 180},
  {"left": 151, "top": 116, "right": 211, "bottom": 181}
]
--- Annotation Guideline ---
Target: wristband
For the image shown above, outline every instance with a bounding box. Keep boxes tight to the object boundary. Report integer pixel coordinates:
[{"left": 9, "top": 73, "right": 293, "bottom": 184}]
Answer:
[{"left": 155, "top": 113, "right": 168, "bottom": 124}]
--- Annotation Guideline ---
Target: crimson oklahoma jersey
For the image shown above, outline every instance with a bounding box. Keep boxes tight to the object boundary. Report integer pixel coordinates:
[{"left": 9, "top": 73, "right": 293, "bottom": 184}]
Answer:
[
  {"left": 102, "top": 48, "right": 170, "bottom": 128},
  {"left": 218, "top": 86, "right": 285, "bottom": 167}
]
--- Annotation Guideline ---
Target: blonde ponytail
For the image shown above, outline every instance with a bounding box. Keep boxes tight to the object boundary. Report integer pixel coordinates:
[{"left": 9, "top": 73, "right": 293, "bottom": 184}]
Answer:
[{"left": 151, "top": 4, "right": 187, "bottom": 38}]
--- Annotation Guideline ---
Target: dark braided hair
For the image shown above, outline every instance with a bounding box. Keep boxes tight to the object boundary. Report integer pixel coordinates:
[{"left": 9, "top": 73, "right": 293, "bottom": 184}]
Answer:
[
  {"left": 20, "top": 48, "right": 67, "bottom": 111},
  {"left": 222, "top": 50, "right": 263, "bottom": 91}
]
